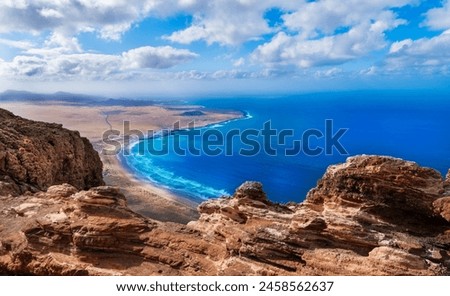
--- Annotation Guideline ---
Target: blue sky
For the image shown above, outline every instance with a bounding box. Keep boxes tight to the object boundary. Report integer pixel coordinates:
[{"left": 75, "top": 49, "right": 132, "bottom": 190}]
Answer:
[{"left": 0, "top": 0, "right": 449, "bottom": 97}]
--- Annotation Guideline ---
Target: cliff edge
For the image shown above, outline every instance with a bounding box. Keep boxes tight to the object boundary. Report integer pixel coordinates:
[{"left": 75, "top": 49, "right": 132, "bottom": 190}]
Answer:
[
  {"left": 0, "top": 109, "right": 104, "bottom": 196},
  {"left": 0, "top": 109, "right": 449, "bottom": 275}
]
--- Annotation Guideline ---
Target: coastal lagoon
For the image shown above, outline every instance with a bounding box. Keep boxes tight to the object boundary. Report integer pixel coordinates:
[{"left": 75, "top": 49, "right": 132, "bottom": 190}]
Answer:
[{"left": 123, "top": 91, "right": 450, "bottom": 203}]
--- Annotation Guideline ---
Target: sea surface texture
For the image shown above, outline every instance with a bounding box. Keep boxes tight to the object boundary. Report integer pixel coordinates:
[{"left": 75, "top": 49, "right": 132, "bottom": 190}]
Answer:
[{"left": 123, "top": 92, "right": 450, "bottom": 203}]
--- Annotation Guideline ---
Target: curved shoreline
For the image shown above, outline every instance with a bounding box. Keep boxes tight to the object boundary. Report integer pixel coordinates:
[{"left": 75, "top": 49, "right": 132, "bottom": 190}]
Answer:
[
  {"left": 118, "top": 109, "right": 252, "bottom": 202},
  {"left": 126, "top": 109, "right": 250, "bottom": 151},
  {"left": 103, "top": 148, "right": 200, "bottom": 223}
]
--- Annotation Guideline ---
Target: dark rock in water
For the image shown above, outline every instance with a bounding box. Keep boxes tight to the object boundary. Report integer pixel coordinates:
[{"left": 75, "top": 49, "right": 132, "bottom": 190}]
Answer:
[
  {"left": 0, "top": 108, "right": 104, "bottom": 196},
  {"left": 179, "top": 110, "right": 206, "bottom": 116}
]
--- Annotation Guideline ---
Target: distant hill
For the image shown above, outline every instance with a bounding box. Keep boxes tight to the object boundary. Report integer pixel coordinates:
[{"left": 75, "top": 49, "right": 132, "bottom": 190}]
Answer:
[{"left": 0, "top": 90, "right": 158, "bottom": 107}]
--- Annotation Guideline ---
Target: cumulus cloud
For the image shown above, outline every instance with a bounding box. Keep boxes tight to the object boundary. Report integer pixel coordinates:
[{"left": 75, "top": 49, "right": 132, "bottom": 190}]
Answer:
[
  {"left": 45, "top": 33, "right": 82, "bottom": 53},
  {"left": 282, "top": 0, "right": 411, "bottom": 38},
  {"left": 0, "top": 45, "right": 198, "bottom": 80},
  {"left": 0, "top": 1, "right": 200, "bottom": 81},
  {"left": 424, "top": 0, "right": 450, "bottom": 31},
  {"left": 165, "top": 1, "right": 269, "bottom": 45},
  {"left": 251, "top": 0, "right": 412, "bottom": 69},
  {"left": 383, "top": 1, "right": 450, "bottom": 74},
  {"left": 0, "top": 38, "right": 34, "bottom": 49},
  {"left": 0, "top": 0, "right": 260, "bottom": 41},
  {"left": 6, "top": 55, "right": 47, "bottom": 77},
  {"left": 386, "top": 30, "right": 450, "bottom": 73},
  {"left": 389, "top": 39, "right": 414, "bottom": 54},
  {"left": 39, "top": 8, "right": 64, "bottom": 19},
  {"left": 0, "top": 0, "right": 168, "bottom": 40},
  {"left": 165, "top": 0, "right": 297, "bottom": 45},
  {"left": 359, "top": 66, "right": 379, "bottom": 76},
  {"left": 314, "top": 67, "right": 344, "bottom": 78},
  {"left": 0, "top": 0, "right": 449, "bottom": 83},
  {"left": 122, "top": 46, "right": 198, "bottom": 69},
  {"left": 1, "top": 1, "right": 292, "bottom": 46},
  {"left": 233, "top": 57, "right": 245, "bottom": 67},
  {"left": 252, "top": 19, "right": 393, "bottom": 68}
]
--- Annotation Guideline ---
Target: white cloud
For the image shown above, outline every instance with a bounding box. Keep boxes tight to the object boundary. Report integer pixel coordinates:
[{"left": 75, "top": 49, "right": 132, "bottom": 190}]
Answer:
[
  {"left": 21, "top": 33, "right": 84, "bottom": 58},
  {"left": 0, "top": 45, "right": 198, "bottom": 80},
  {"left": 359, "top": 66, "right": 378, "bottom": 76},
  {"left": 122, "top": 46, "right": 198, "bottom": 69},
  {"left": 0, "top": 53, "right": 120, "bottom": 79},
  {"left": 389, "top": 39, "right": 413, "bottom": 54},
  {"left": 282, "top": 0, "right": 411, "bottom": 38},
  {"left": 251, "top": 0, "right": 412, "bottom": 69},
  {"left": 165, "top": 1, "right": 270, "bottom": 45},
  {"left": 98, "top": 23, "right": 133, "bottom": 41},
  {"left": 0, "top": 0, "right": 167, "bottom": 40},
  {"left": 2, "top": 1, "right": 293, "bottom": 44},
  {"left": 0, "top": 38, "right": 34, "bottom": 49},
  {"left": 424, "top": 0, "right": 450, "bottom": 31},
  {"left": 165, "top": 0, "right": 297, "bottom": 45},
  {"left": 2, "top": 0, "right": 28, "bottom": 9},
  {"left": 252, "top": 19, "right": 392, "bottom": 68},
  {"left": 386, "top": 30, "right": 450, "bottom": 74},
  {"left": 0, "top": 1, "right": 200, "bottom": 81},
  {"left": 5, "top": 55, "right": 47, "bottom": 77},
  {"left": 0, "top": 0, "right": 448, "bottom": 83},
  {"left": 39, "top": 8, "right": 63, "bottom": 19},
  {"left": 383, "top": 2, "right": 450, "bottom": 75},
  {"left": 233, "top": 57, "right": 245, "bottom": 67},
  {"left": 45, "top": 32, "right": 82, "bottom": 53},
  {"left": 314, "top": 67, "right": 343, "bottom": 78},
  {"left": 173, "top": 70, "right": 208, "bottom": 80},
  {"left": 211, "top": 69, "right": 253, "bottom": 79}
]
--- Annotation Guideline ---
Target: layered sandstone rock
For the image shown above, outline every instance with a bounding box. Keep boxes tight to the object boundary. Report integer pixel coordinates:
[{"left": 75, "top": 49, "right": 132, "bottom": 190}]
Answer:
[
  {"left": 0, "top": 109, "right": 103, "bottom": 195},
  {"left": 1, "top": 157, "right": 449, "bottom": 275},
  {"left": 190, "top": 157, "right": 450, "bottom": 275},
  {"left": 0, "top": 110, "right": 449, "bottom": 275}
]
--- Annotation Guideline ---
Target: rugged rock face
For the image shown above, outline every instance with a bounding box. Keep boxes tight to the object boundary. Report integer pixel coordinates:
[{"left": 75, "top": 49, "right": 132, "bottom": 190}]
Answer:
[
  {"left": 190, "top": 158, "right": 450, "bottom": 275},
  {"left": 307, "top": 156, "right": 446, "bottom": 232},
  {"left": 0, "top": 109, "right": 104, "bottom": 195},
  {"left": 1, "top": 157, "right": 449, "bottom": 275},
  {"left": 445, "top": 169, "right": 450, "bottom": 192},
  {"left": 435, "top": 169, "right": 450, "bottom": 223},
  {"left": 0, "top": 110, "right": 449, "bottom": 275}
]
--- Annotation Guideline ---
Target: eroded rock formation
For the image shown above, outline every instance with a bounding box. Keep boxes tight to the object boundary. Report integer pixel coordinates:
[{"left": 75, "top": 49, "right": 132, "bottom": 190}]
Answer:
[
  {"left": 445, "top": 169, "right": 450, "bottom": 193},
  {"left": 0, "top": 109, "right": 104, "bottom": 196},
  {"left": 0, "top": 109, "right": 449, "bottom": 275}
]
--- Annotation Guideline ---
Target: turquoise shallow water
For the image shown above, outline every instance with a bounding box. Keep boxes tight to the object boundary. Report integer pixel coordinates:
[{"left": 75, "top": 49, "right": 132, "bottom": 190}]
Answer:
[{"left": 122, "top": 91, "right": 450, "bottom": 203}]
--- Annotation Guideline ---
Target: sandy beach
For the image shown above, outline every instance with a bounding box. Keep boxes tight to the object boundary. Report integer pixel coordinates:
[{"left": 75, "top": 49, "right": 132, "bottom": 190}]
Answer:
[{"left": 1, "top": 101, "right": 242, "bottom": 223}]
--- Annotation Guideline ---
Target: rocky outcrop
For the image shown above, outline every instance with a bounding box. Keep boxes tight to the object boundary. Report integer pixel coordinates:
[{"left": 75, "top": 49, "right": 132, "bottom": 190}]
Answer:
[
  {"left": 1, "top": 156, "right": 449, "bottom": 275},
  {"left": 306, "top": 156, "right": 446, "bottom": 233},
  {"left": 435, "top": 169, "right": 450, "bottom": 223},
  {"left": 445, "top": 169, "right": 450, "bottom": 192},
  {"left": 434, "top": 197, "right": 450, "bottom": 223},
  {"left": 0, "top": 109, "right": 103, "bottom": 195},
  {"left": 190, "top": 157, "right": 450, "bottom": 275},
  {"left": 0, "top": 110, "right": 449, "bottom": 275}
]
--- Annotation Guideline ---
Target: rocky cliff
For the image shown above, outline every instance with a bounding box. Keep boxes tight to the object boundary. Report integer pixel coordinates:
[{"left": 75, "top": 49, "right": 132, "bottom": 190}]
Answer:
[
  {"left": 0, "top": 109, "right": 104, "bottom": 196},
  {"left": 0, "top": 109, "right": 449, "bottom": 275}
]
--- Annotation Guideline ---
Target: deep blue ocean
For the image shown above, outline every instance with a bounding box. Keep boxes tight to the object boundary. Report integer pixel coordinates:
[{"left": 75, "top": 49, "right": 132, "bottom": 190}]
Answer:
[{"left": 122, "top": 91, "right": 450, "bottom": 203}]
